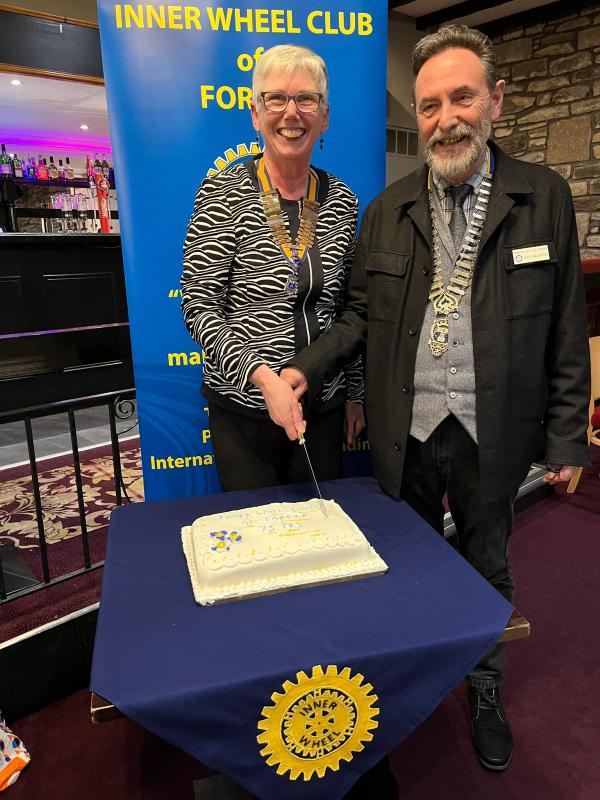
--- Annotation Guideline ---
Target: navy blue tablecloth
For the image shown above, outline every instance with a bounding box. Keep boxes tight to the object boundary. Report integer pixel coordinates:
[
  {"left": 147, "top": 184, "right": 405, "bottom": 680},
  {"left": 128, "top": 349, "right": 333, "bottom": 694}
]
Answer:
[{"left": 91, "top": 477, "right": 512, "bottom": 799}]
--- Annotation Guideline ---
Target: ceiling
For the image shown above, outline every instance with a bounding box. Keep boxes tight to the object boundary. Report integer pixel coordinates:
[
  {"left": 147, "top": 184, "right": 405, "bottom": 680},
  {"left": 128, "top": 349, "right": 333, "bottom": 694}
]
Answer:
[
  {"left": 0, "top": 70, "right": 111, "bottom": 154},
  {"left": 390, "top": 0, "right": 562, "bottom": 29}
]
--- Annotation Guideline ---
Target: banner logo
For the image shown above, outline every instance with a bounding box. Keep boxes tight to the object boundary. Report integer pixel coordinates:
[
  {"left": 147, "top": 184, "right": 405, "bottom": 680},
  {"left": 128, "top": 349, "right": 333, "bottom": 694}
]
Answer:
[
  {"left": 206, "top": 141, "right": 261, "bottom": 177},
  {"left": 257, "top": 665, "right": 379, "bottom": 780}
]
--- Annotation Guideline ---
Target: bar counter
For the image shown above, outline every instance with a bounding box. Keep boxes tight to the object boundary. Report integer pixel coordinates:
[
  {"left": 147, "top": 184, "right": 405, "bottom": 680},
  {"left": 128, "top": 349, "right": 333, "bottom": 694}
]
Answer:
[{"left": 0, "top": 233, "right": 133, "bottom": 416}]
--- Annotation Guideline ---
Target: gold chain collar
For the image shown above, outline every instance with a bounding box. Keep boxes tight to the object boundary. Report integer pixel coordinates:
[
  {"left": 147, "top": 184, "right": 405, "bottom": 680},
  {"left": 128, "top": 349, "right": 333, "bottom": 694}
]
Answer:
[
  {"left": 256, "top": 157, "right": 320, "bottom": 296},
  {"left": 427, "top": 149, "right": 493, "bottom": 356}
]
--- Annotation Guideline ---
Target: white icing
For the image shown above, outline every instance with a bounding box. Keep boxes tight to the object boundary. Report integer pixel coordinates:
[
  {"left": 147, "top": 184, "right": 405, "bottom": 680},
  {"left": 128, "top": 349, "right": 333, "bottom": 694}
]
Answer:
[{"left": 182, "top": 499, "right": 387, "bottom": 605}]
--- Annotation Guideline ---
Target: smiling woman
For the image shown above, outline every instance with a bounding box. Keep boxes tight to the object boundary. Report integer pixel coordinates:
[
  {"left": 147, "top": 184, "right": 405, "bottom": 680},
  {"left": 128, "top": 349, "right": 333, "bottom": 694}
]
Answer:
[{"left": 180, "top": 44, "right": 365, "bottom": 493}]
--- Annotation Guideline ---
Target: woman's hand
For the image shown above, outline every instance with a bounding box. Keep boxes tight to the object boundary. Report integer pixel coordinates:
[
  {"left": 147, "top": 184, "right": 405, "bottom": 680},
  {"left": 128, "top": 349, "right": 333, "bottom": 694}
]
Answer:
[
  {"left": 251, "top": 365, "right": 306, "bottom": 440},
  {"left": 345, "top": 402, "right": 365, "bottom": 444}
]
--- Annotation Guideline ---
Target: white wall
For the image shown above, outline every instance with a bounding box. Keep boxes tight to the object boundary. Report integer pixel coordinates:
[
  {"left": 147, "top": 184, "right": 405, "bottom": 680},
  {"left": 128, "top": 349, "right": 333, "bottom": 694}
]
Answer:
[{"left": 386, "top": 12, "right": 423, "bottom": 185}]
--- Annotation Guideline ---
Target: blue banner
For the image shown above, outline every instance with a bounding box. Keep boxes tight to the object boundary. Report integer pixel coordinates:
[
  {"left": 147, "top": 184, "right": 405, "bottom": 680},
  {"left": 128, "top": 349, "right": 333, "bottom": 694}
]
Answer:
[{"left": 97, "top": 1, "right": 387, "bottom": 501}]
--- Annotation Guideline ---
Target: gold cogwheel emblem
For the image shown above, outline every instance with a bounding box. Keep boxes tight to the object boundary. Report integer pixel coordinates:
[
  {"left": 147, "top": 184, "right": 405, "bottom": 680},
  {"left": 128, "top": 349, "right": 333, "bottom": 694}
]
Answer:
[
  {"left": 257, "top": 664, "right": 379, "bottom": 781},
  {"left": 206, "top": 141, "right": 262, "bottom": 177}
]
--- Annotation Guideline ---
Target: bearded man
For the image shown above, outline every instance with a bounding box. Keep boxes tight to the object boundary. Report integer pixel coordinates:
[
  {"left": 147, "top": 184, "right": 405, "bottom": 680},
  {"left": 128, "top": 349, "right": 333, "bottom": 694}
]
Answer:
[{"left": 283, "top": 25, "right": 591, "bottom": 773}]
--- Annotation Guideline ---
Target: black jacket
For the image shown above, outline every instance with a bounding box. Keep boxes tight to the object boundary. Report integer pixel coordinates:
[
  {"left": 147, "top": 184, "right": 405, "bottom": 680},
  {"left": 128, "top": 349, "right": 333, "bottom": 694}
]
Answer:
[{"left": 291, "top": 143, "right": 591, "bottom": 500}]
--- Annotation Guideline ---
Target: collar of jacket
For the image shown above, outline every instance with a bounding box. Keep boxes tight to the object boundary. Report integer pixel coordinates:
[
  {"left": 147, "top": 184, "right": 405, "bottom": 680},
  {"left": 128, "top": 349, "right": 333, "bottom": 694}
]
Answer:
[{"left": 390, "top": 142, "right": 535, "bottom": 255}]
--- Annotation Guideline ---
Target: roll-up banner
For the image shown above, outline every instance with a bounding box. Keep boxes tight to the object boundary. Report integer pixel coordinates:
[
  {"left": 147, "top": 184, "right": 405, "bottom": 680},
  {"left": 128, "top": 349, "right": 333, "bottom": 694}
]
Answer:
[{"left": 97, "top": 1, "right": 387, "bottom": 501}]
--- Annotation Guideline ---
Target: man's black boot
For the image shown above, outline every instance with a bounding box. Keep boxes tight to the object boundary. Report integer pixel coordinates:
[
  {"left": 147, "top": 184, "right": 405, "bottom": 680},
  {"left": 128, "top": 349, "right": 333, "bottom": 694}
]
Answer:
[{"left": 468, "top": 684, "right": 513, "bottom": 771}]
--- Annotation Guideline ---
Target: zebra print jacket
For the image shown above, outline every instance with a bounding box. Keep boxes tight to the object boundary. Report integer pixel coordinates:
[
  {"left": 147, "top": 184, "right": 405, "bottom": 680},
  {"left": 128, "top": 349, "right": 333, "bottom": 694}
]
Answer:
[{"left": 181, "top": 158, "right": 364, "bottom": 414}]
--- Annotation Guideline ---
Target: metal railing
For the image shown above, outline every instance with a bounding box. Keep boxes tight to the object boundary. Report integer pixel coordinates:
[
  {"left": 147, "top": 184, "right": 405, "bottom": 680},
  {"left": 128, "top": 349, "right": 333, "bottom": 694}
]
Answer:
[{"left": 0, "top": 390, "right": 136, "bottom": 603}]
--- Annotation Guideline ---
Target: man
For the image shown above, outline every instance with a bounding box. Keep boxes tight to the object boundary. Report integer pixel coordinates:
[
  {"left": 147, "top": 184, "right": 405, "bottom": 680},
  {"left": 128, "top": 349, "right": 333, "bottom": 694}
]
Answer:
[{"left": 281, "top": 25, "right": 591, "bottom": 772}]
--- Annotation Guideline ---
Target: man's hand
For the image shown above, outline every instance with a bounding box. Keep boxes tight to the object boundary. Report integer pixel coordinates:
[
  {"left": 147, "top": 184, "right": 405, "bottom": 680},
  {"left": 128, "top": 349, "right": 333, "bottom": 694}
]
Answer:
[
  {"left": 345, "top": 402, "right": 365, "bottom": 444},
  {"left": 542, "top": 465, "right": 578, "bottom": 485},
  {"left": 280, "top": 367, "right": 308, "bottom": 400},
  {"left": 251, "top": 365, "right": 305, "bottom": 440}
]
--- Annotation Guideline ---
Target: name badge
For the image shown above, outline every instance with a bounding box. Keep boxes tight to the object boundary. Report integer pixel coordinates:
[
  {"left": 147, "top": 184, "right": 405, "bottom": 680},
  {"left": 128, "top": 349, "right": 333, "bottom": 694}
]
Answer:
[{"left": 512, "top": 245, "right": 550, "bottom": 265}]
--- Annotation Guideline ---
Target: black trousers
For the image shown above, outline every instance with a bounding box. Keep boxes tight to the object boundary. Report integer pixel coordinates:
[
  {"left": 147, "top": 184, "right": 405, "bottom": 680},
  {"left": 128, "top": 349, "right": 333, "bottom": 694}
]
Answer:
[
  {"left": 400, "top": 414, "right": 517, "bottom": 686},
  {"left": 208, "top": 401, "right": 344, "bottom": 491}
]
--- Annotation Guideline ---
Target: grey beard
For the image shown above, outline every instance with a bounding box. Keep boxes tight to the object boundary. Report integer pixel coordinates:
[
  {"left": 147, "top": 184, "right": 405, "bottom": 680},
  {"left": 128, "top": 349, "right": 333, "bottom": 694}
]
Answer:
[{"left": 423, "top": 118, "right": 491, "bottom": 182}]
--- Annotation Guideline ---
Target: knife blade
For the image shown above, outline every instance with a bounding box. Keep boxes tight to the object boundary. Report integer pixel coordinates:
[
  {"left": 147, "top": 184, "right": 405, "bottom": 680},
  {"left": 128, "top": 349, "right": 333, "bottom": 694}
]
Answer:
[{"left": 298, "top": 432, "right": 328, "bottom": 516}]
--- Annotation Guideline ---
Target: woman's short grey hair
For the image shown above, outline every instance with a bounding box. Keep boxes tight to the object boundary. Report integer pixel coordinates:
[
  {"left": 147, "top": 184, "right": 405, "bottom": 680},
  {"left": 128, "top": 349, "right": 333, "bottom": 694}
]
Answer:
[
  {"left": 412, "top": 25, "right": 498, "bottom": 92},
  {"left": 252, "top": 45, "right": 329, "bottom": 105}
]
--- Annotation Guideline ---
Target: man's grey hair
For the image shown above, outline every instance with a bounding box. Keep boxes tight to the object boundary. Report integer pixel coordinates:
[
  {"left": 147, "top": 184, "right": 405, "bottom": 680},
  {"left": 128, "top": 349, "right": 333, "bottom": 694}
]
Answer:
[
  {"left": 411, "top": 25, "right": 499, "bottom": 93},
  {"left": 252, "top": 44, "right": 329, "bottom": 105}
]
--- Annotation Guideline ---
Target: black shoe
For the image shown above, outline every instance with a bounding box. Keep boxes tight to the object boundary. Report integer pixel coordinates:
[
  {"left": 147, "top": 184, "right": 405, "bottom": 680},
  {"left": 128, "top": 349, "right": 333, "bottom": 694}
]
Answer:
[
  {"left": 468, "top": 684, "right": 513, "bottom": 771},
  {"left": 343, "top": 757, "right": 398, "bottom": 799}
]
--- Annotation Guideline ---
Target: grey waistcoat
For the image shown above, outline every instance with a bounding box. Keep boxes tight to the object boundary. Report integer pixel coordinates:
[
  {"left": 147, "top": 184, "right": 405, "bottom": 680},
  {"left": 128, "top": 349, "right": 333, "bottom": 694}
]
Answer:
[{"left": 409, "top": 188, "right": 477, "bottom": 443}]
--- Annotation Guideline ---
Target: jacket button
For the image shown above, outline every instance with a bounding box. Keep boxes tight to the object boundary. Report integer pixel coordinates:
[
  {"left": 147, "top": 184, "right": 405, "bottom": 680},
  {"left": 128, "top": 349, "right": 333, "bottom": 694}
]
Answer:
[
  {"left": 422, "top": 267, "right": 430, "bottom": 276},
  {"left": 402, "top": 384, "right": 410, "bottom": 393},
  {"left": 409, "top": 327, "right": 417, "bottom": 336},
  {"left": 393, "top": 442, "right": 402, "bottom": 452}
]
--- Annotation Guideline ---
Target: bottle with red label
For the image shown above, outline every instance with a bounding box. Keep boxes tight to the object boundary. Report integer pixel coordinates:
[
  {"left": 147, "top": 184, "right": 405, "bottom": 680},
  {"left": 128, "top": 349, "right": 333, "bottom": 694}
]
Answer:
[{"left": 36, "top": 155, "right": 48, "bottom": 180}]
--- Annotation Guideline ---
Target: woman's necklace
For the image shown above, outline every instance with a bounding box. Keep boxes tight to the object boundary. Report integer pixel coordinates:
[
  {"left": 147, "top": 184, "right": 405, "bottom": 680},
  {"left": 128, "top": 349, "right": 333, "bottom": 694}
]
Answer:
[
  {"left": 427, "top": 146, "right": 494, "bottom": 357},
  {"left": 257, "top": 157, "right": 320, "bottom": 295}
]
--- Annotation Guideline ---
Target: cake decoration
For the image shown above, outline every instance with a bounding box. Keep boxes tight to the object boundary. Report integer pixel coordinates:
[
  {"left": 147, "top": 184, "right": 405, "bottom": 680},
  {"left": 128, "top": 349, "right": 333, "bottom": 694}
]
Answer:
[{"left": 210, "top": 530, "right": 242, "bottom": 552}]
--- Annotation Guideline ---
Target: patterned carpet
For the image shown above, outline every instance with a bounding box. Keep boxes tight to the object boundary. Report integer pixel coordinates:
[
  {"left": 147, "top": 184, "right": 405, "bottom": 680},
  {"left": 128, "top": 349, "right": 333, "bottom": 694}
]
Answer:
[
  {"left": 6, "top": 447, "right": 600, "bottom": 799},
  {"left": 0, "top": 438, "right": 143, "bottom": 641},
  {"left": 0, "top": 438, "right": 143, "bottom": 554}
]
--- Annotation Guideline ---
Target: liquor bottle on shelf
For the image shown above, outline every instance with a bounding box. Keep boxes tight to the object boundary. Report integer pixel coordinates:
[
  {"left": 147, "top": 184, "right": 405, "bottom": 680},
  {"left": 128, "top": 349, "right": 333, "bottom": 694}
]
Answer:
[
  {"left": 27, "top": 157, "right": 36, "bottom": 179},
  {"left": 58, "top": 159, "right": 66, "bottom": 181},
  {"left": 36, "top": 155, "right": 48, "bottom": 180},
  {"left": 101, "top": 154, "right": 110, "bottom": 177},
  {"left": 65, "top": 157, "right": 74, "bottom": 181},
  {"left": 12, "top": 154, "right": 23, "bottom": 178},
  {"left": 0, "top": 144, "right": 12, "bottom": 176},
  {"left": 48, "top": 156, "right": 59, "bottom": 180}
]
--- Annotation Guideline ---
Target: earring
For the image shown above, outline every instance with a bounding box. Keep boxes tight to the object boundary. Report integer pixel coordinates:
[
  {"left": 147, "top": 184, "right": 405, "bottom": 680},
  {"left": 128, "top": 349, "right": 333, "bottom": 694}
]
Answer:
[
  {"left": 255, "top": 131, "right": 262, "bottom": 150},
  {"left": 319, "top": 136, "right": 324, "bottom": 151}
]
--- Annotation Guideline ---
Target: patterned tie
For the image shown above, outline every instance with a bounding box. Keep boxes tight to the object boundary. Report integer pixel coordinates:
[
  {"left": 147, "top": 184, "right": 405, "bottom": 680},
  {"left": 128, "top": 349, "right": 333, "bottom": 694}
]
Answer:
[{"left": 446, "top": 184, "right": 472, "bottom": 250}]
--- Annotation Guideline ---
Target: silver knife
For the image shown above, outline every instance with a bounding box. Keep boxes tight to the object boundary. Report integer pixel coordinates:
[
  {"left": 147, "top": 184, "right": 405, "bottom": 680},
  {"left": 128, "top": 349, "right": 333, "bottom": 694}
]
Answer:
[{"left": 298, "top": 431, "right": 328, "bottom": 516}]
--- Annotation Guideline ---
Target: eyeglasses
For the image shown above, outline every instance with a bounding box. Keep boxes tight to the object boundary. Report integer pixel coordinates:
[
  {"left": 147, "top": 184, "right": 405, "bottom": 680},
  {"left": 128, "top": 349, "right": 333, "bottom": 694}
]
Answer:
[{"left": 260, "top": 91, "right": 323, "bottom": 113}]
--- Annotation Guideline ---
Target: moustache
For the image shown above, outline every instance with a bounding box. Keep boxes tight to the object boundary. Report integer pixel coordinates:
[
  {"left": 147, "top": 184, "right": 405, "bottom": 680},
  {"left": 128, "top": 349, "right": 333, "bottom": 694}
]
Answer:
[{"left": 426, "top": 124, "right": 476, "bottom": 147}]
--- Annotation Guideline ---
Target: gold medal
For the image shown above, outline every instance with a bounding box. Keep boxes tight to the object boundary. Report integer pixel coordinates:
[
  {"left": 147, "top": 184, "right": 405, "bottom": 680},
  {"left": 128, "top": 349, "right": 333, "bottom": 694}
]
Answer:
[{"left": 429, "top": 317, "right": 449, "bottom": 356}]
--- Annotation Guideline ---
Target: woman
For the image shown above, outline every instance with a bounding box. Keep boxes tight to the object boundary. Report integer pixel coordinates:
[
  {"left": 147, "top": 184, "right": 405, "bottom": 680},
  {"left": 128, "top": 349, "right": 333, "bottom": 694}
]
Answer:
[{"left": 181, "top": 44, "right": 364, "bottom": 491}]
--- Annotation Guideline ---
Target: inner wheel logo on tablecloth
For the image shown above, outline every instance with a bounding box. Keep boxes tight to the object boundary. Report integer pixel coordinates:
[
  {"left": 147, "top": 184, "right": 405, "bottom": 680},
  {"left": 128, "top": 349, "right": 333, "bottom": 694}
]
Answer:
[{"left": 257, "top": 665, "right": 379, "bottom": 780}]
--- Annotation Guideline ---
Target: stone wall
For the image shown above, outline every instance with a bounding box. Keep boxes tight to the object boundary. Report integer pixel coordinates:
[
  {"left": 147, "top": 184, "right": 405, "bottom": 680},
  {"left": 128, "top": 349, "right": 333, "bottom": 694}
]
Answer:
[{"left": 489, "top": 0, "right": 600, "bottom": 258}]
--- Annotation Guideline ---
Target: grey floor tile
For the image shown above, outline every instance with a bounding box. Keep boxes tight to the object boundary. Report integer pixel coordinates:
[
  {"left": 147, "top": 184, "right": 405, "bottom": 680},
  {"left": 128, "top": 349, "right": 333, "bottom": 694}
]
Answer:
[
  {"left": 0, "top": 414, "right": 138, "bottom": 469},
  {"left": 0, "top": 444, "right": 30, "bottom": 467}
]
